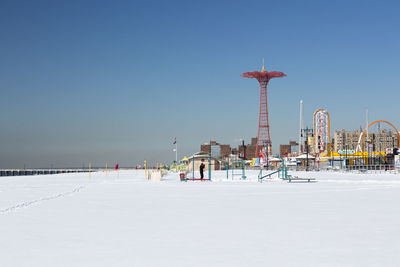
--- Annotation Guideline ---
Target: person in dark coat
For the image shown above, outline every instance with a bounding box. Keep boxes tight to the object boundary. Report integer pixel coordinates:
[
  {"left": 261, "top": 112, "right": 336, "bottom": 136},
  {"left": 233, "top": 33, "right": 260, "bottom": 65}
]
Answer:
[{"left": 200, "top": 159, "right": 205, "bottom": 179}]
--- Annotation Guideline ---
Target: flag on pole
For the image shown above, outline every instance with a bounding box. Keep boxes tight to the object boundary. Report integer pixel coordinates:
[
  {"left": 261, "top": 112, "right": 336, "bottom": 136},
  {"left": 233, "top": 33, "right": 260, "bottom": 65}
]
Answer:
[
  {"left": 173, "top": 137, "right": 176, "bottom": 144},
  {"left": 115, "top": 164, "right": 119, "bottom": 170}
]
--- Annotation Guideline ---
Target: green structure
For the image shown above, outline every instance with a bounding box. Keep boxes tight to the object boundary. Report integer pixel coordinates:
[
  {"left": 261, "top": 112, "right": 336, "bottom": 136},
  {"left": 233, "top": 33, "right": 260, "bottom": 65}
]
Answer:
[
  {"left": 258, "top": 158, "right": 292, "bottom": 182},
  {"left": 258, "top": 159, "right": 314, "bottom": 183},
  {"left": 226, "top": 159, "right": 246, "bottom": 180}
]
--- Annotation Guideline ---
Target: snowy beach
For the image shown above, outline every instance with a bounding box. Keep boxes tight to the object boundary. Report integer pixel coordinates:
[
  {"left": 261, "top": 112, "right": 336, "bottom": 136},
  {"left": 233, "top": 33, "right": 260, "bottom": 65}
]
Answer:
[{"left": 1, "top": 170, "right": 400, "bottom": 266}]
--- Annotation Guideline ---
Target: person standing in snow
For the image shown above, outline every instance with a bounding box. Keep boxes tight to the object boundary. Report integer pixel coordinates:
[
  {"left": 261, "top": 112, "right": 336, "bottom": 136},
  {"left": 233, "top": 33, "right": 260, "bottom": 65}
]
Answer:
[{"left": 200, "top": 159, "right": 205, "bottom": 179}]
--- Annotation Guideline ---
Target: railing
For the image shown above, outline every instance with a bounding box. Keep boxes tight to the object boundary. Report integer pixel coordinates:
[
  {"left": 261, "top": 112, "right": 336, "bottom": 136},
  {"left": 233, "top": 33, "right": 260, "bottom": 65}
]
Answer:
[{"left": 0, "top": 169, "right": 88, "bottom": 177}]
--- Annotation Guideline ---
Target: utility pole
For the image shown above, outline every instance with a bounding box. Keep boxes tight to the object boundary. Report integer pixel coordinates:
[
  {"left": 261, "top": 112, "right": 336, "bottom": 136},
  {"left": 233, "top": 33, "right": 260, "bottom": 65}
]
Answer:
[
  {"left": 377, "top": 122, "right": 381, "bottom": 153},
  {"left": 175, "top": 140, "right": 178, "bottom": 172},
  {"left": 242, "top": 139, "right": 246, "bottom": 160},
  {"left": 173, "top": 137, "right": 178, "bottom": 172},
  {"left": 366, "top": 109, "right": 369, "bottom": 143},
  {"left": 209, "top": 140, "right": 212, "bottom": 179},
  {"left": 301, "top": 127, "right": 313, "bottom": 171},
  {"left": 299, "top": 100, "right": 304, "bottom": 153}
]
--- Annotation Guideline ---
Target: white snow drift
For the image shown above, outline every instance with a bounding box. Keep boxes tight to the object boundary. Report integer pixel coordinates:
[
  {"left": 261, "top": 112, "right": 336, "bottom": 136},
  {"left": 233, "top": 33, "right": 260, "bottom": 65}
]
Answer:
[{"left": 1, "top": 170, "right": 400, "bottom": 266}]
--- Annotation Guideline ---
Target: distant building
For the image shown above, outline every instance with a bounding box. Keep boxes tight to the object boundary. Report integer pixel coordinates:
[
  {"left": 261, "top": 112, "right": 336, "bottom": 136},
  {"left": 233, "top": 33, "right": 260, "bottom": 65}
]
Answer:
[
  {"left": 200, "top": 141, "right": 231, "bottom": 159},
  {"left": 280, "top": 145, "right": 291, "bottom": 157},
  {"left": 238, "top": 137, "right": 257, "bottom": 160},
  {"left": 333, "top": 129, "right": 361, "bottom": 152},
  {"left": 200, "top": 137, "right": 299, "bottom": 161},
  {"left": 333, "top": 129, "right": 398, "bottom": 152},
  {"left": 279, "top": 141, "right": 299, "bottom": 157}
]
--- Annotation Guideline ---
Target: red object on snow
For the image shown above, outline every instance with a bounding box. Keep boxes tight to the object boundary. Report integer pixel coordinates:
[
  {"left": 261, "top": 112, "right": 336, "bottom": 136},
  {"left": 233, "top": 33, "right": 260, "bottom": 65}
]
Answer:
[{"left": 115, "top": 164, "right": 119, "bottom": 170}]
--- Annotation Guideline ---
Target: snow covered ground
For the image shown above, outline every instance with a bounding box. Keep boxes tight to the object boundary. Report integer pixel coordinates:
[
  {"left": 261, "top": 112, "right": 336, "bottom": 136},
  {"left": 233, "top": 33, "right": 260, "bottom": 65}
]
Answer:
[{"left": 1, "top": 169, "right": 400, "bottom": 266}]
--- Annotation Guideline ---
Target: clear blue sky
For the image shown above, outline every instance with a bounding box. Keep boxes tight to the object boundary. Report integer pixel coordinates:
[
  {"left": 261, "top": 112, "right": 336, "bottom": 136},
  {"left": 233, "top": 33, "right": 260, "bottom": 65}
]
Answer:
[{"left": 1, "top": 0, "right": 399, "bottom": 168}]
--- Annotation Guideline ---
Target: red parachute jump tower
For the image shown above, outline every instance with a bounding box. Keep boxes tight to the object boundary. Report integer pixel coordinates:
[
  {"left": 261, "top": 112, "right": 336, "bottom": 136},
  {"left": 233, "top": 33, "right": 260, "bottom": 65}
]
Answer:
[{"left": 241, "top": 63, "right": 286, "bottom": 158}]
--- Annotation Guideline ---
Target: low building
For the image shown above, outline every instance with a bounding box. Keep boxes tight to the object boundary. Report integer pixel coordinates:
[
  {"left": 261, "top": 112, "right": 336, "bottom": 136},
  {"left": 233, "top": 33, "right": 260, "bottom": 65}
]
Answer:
[{"left": 187, "top": 152, "right": 220, "bottom": 171}]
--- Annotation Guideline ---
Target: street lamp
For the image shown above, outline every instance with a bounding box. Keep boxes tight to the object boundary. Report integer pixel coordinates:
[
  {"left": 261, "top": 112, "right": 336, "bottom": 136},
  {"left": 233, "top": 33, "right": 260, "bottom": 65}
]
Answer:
[
  {"left": 209, "top": 140, "right": 212, "bottom": 179},
  {"left": 301, "top": 127, "right": 313, "bottom": 171},
  {"left": 241, "top": 139, "right": 246, "bottom": 161}
]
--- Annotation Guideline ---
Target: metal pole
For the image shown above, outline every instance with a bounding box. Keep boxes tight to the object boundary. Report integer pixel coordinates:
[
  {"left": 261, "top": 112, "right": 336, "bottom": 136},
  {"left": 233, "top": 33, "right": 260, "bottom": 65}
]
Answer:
[
  {"left": 366, "top": 140, "right": 369, "bottom": 170},
  {"left": 208, "top": 154, "right": 211, "bottom": 180},
  {"left": 299, "top": 100, "right": 304, "bottom": 154},
  {"left": 242, "top": 159, "right": 245, "bottom": 179},
  {"left": 144, "top": 160, "right": 147, "bottom": 179},
  {"left": 175, "top": 141, "right": 178, "bottom": 172},
  {"left": 378, "top": 122, "right": 381, "bottom": 153},
  {"left": 366, "top": 109, "right": 369, "bottom": 143},
  {"left": 242, "top": 139, "right": 246, "bottom": 161},
  {"left": 209, "top": 141, "right": 211, "bottom": 180},
  {"left": 226, "top": 162, "right": 229, "bottom": 179},
  {"left": 306, "top": 140, "right": 309, "bottom": 171}
]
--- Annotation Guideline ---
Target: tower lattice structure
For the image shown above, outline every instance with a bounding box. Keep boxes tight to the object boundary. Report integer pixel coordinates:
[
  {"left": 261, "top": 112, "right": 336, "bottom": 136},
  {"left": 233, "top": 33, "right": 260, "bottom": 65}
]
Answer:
[{"left": 241, "top": 64, "right": 286, "bottom": 158}]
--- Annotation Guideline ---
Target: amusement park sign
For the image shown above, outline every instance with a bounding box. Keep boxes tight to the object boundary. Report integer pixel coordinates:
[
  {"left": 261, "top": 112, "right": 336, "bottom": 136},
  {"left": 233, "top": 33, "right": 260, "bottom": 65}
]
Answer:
[{"left": 338, "top": 150, "right": 355, "bottom": 155}]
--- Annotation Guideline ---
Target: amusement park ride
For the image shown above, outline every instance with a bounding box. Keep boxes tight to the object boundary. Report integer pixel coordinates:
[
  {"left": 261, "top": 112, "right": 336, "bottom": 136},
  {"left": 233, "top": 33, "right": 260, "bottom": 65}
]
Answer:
[
  {"left": 241, "top": 61, "right": 286, "bottom": 159},
  {"left": 313, "top": 109, "right": 331, "bottom": 154},
  {"left": 356, "top": 120, "right": 400, "bottom": 153},
  {"left": 240, "top": 62, "right": 399, "bottom": 165},
  {"left": 307, "top": 108, "right": 399, "bottom": 158},
  {"left": 299, "top": 100, "right": 400, "bottom": 158}
]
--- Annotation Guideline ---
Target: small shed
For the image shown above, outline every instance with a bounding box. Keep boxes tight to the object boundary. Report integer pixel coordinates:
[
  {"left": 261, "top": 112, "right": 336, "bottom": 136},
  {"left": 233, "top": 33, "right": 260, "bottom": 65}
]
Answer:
[
  {"left": 295, "top": 154, "right": 316, "bottom": 160},
  {"left": 187, "top": 152, "right": 220, "bottom": 171},
  {"left": 267, "top": 157, "right": 283, "bottom": 167},
  {"left": 295, "top": 154, "right": 316, "bottom": 167}
]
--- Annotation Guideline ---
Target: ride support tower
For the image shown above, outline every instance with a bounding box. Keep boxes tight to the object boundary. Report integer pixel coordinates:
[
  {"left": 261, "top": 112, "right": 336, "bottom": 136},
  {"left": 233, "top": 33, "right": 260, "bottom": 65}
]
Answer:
[{"left": 241, "top": 63, "right": 286, "bottom": 158}]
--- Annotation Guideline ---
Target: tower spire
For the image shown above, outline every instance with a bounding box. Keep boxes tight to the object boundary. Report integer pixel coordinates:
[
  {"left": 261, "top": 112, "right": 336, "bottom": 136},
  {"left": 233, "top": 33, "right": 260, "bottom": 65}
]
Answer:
[{"left": 262, "top": 58, "right": 265, "bottom": 72}]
